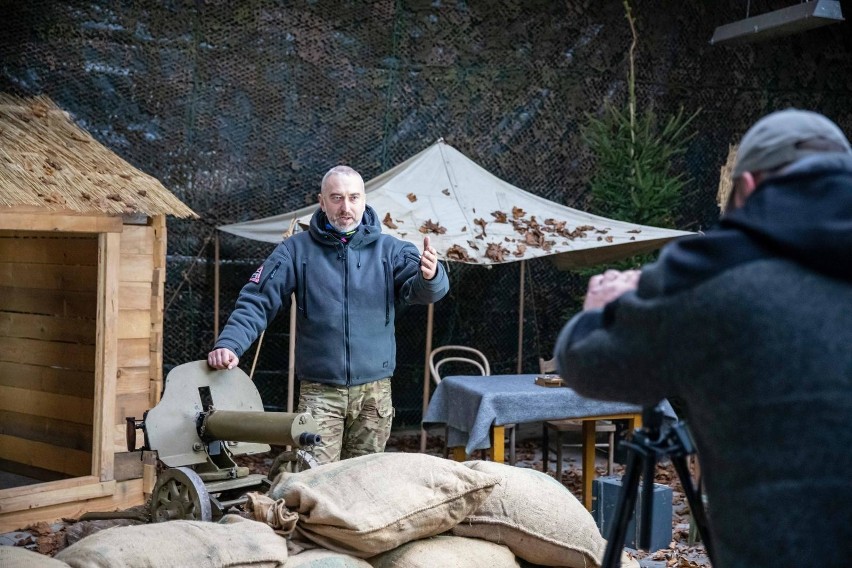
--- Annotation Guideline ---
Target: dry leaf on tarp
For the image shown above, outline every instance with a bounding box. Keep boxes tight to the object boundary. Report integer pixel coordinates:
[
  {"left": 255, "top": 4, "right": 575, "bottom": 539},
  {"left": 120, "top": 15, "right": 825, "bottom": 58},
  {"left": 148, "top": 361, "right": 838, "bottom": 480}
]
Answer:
[
  {"left": 447, "top": 244, "right": 476, "bottom": 262},
  {"left": 485, "top": 242, "right": 509, "bottom": 262},
  {"left": 419, "top": 219, "right": 446, "bottom": 234},
  {"left": 474, "top": 218, "right": 488, "bottom": 237},
  {"left": 382, "top": 212, "right": 398, "bottom": 229}
]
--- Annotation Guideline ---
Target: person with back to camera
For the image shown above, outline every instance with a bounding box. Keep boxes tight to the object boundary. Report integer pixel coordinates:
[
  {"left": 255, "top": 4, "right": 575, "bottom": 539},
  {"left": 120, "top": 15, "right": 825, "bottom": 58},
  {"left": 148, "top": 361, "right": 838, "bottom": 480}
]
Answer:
[
  {"left": 554, "top": 109, "right": 852, "bottom": 567},
  {"left": 208, "top": 165, "right": 449, "bottom": 464}
]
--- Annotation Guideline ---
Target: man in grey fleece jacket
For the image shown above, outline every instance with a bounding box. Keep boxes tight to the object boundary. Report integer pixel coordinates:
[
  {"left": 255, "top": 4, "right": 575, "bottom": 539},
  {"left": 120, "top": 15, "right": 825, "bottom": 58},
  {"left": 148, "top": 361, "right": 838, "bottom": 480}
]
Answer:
[
  {"left": 555, "top": 110, "right": 852, "bottom": 567},
  {"left": 209, "top": 165, "right": 449, "bottom": 464}
]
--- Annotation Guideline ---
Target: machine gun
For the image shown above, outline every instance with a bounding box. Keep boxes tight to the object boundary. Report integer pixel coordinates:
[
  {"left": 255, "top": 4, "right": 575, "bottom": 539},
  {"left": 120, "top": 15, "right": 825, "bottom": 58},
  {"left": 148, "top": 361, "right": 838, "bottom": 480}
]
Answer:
[{"left": 125, "top": 360, "right": 321, "bottom": 523}]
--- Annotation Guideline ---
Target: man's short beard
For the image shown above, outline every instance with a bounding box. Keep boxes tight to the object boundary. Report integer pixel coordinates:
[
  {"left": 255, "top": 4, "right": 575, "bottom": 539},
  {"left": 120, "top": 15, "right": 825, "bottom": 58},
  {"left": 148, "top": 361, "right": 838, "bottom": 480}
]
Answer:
[{"left": 331, "top": 219, "right": 358, "bottom": 232}]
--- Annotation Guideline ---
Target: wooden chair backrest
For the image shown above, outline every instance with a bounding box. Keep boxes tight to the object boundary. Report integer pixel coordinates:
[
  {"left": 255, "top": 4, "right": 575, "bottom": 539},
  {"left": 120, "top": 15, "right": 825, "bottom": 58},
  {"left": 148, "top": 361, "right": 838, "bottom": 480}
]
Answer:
[{"left": 429, "top": 345, "right": 491, "bottom": 385}]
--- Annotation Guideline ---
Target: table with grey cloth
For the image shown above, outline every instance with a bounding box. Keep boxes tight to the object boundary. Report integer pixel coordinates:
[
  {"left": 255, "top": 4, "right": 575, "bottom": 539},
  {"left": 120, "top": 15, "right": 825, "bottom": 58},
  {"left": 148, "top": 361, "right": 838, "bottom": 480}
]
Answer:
[{"left": 422, "top": 374, "right": 642, "bottom": 457}]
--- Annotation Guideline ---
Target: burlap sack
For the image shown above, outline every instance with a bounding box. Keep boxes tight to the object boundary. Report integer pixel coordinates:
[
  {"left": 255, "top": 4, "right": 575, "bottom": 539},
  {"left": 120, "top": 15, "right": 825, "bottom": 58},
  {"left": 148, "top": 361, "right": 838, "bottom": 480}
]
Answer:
[
  {"left": 0, "top": 546, "right": 72, "bottom": 568},
  {"left": 284, "top": 548, "right": 372, "bottom": 567},
  {"left": 54, "top": 519, "right": 289, "bottom": 568},
  {"left": 267, "top": 452, "right": 501, "bottom": 558},
  {"left": 451, "top": 460, "right": 637, "bottom": 568},
  {"left": 368, "top": 535, "right": 520, "bottom": 568}
]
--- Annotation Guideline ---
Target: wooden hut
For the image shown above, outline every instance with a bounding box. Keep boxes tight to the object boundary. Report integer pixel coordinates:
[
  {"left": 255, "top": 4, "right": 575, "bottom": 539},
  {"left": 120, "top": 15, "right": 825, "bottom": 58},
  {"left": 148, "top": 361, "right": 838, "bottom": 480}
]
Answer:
[{"left": 0, "top": 94, "right": 196, "bottom": 531}]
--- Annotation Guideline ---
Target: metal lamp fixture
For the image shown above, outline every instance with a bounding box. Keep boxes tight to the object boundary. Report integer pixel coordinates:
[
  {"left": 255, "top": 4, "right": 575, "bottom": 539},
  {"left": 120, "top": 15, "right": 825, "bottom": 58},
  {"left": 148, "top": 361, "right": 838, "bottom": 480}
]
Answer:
[{"left": 710, "top": 0, "right": 845, "bottom": 45}]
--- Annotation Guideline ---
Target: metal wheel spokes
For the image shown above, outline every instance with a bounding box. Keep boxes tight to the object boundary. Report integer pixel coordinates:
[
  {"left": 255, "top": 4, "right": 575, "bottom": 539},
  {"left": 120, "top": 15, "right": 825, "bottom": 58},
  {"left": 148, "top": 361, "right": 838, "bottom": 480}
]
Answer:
[{"left": 150, "top": 466, "right": 212, "bottom": 522}]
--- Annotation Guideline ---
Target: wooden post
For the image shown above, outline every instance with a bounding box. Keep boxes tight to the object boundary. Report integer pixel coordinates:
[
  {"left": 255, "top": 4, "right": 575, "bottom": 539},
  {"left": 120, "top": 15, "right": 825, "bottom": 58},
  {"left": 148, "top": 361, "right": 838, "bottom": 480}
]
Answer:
[
  {"left": 249, "top": 331, "right": 265, "bottom": 379},
  {"left": 288, "top": 293, "right": 296, "bottom": 413},
  {"left": 213, "top": 233, "right": 220, "bottom": 341},
  {"left": 516, "top": 259, "right": 526, "bottom": 374},
  {"left": 93, "top": 231, "right": 120, "bottom": 482},
  {"left": 420, "top": 302, "right": 435, "bottom": 453},
  {"left": 150, "top": 216, "right": 167, "bottom": 405}
]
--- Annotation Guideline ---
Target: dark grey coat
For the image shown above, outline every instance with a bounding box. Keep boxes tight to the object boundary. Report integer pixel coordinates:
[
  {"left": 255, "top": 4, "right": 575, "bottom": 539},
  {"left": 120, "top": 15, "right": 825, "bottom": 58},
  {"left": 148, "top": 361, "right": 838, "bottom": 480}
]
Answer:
[{"left": 556, "top": 154, "right": 852, "bottom": 567}]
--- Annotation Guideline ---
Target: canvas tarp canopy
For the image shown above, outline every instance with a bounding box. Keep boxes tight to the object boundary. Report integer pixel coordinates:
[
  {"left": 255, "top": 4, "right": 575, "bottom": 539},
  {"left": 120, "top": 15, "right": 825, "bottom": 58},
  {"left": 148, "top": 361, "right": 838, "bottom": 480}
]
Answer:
[
  {"left": 219, "top": 139, "right": 691, "bottom": 268},
  {"left": 216, "top": 139, "right": 693, "bottom": 446}
]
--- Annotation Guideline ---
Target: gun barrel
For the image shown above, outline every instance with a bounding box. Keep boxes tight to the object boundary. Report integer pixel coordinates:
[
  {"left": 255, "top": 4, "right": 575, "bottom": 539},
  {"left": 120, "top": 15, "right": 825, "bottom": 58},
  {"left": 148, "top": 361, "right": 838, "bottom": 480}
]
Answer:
[{"left": 203, "top": 410, "right": 320, "bottom": 447}]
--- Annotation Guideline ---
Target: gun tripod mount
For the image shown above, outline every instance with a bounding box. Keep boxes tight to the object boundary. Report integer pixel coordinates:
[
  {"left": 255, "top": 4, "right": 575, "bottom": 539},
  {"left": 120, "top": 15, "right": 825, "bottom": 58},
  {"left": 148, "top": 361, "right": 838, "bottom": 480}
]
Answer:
[{"left": 601, "top": 402, "right": 714, "bottom": 568}]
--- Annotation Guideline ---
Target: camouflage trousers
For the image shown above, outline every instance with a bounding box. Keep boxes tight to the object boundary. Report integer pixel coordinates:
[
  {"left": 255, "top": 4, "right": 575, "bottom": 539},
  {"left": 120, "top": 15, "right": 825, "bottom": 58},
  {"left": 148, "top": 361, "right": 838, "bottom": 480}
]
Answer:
[{"left": 296, "top": 378, "right": 394, "bottom": 465}]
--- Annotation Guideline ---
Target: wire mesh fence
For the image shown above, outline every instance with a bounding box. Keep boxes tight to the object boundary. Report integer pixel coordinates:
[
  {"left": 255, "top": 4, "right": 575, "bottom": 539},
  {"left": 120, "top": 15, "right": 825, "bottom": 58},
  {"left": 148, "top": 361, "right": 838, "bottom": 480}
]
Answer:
[{"left": 2, "top": 0, "right": 850, "bottom": 427}]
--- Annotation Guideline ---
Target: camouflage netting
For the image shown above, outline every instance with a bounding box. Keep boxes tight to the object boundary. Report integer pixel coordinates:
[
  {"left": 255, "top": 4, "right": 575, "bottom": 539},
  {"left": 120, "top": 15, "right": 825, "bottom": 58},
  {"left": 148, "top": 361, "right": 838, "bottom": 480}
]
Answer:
[{"left": 2, "top": 1, "right": 850, "bottom": 425}]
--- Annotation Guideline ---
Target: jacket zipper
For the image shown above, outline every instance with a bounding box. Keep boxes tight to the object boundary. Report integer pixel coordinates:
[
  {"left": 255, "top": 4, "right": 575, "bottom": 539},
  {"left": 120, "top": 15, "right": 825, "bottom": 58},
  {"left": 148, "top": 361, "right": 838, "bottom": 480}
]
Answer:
[
  {"left": 342, "top": 246, "right": 351, "bottom": 385},
  {"left": 258, "top": 261, "right": 281, "bottom": 293},
  {"left": 383, "top": 259, "right": 390, "bottom": 325}
]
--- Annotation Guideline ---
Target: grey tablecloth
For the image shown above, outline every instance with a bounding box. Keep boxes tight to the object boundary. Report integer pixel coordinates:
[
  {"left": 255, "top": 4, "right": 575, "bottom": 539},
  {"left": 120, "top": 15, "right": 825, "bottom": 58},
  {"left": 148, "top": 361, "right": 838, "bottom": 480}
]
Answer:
[{"left": 422, "top": 374, "right": 641, "bottom": 456}]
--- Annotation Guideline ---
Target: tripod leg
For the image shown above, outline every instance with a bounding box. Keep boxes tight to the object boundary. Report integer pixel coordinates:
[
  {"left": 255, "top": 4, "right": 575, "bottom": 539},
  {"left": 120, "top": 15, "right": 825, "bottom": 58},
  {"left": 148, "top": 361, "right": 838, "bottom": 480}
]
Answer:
[
  {"left": 671, "top": 455, "right": 714, "bottom": 560},
  {"left": 639, "top": 452, "right": 656, "bottom": 550},
  {"left": 602, "top": 446, "right": 644, "bottom": 568}
]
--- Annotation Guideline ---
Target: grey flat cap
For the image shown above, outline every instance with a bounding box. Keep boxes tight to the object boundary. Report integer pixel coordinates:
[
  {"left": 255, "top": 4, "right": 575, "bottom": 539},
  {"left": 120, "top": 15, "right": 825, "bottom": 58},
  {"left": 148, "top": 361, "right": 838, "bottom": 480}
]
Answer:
[{"left": 733, "top": 109, "right": 852, "bottom": 178}]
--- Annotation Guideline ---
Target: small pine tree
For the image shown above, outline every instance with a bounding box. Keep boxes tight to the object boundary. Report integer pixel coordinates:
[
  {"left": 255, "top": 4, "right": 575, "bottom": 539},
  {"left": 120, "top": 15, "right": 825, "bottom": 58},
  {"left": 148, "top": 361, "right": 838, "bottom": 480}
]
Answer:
[
  {"left": 584, "top": 105, "right": 697, "bottom": 229},
  {"left": 575, "top": 0, "right": 698, "bottom": 283},
  {"left": 584, "top": 0, "right": 698, "bottom": 231}
]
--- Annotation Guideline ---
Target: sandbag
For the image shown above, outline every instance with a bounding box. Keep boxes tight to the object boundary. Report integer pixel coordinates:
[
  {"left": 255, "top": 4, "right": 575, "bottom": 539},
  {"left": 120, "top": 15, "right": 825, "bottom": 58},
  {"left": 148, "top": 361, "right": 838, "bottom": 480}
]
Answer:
[
  {"left": 0, "top": 546, "right": 72, "bottom": 567},
  {"left": 368, "top": 535, "right": 519, "bottom": 568},
  {"left": 55, "top": 518, "right": 289, "bottom": 568},
  {"left": 284, "top": 548, "right": 372, "bottom": 567},
  {"left": 451, "top": 460, "right": 638, "bottom": 568},
  {"left": 267, "top": 452, "right": 501, "bottom": 558}
]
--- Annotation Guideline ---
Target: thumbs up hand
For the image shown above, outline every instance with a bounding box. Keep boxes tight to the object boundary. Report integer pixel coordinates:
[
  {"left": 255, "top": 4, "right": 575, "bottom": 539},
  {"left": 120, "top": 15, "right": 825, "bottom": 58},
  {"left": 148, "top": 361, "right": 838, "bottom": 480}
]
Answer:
[{"left": 420, "top": 236, "right": 438, "bottom": 280}]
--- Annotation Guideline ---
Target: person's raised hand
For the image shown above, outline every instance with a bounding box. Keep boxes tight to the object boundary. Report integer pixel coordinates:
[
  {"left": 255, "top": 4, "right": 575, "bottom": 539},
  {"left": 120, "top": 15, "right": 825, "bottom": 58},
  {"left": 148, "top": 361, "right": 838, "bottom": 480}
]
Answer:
[
  {"left": 582, "top": 269, "right": 641, "bottom": 311},
  {"left": 207, "top": 347, "right": 239, "bottom": 370},
  {"left": 420, "top": 236, "right": 438, "bottom": 280}
]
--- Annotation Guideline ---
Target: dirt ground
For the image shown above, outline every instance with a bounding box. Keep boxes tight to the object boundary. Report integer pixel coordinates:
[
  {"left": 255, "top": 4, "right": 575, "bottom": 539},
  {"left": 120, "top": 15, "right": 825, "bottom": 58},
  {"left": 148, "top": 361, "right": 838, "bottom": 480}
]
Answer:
[{"left": 2, "top": 431, "right": 711, "bottom": 567}]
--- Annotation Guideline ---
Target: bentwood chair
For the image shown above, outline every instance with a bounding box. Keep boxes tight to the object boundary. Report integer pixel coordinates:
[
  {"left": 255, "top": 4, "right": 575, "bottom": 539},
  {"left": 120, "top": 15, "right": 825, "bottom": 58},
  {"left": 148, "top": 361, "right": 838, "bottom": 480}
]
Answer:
[
  {"left": 429, "top": 346, "right": 517, "bottom": 464},
  {"left": 539, "top": 357, "right": 616, "bottom": 479}
]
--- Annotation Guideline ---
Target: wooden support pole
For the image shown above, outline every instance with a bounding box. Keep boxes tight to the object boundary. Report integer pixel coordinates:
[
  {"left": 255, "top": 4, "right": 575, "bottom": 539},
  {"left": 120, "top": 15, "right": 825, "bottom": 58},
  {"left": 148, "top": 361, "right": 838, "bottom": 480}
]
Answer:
[
  {"left": 420, "top": 302, "right": 435, "bottom": 453},
  {"left": 288, "top": 293, "right": 296, "bottom": 413},
  {"left": 213, "top": 233, "right": 220, "bottom": 341},
  {"left": 516, "top": 259, "right": 526, "bottom": 374}
]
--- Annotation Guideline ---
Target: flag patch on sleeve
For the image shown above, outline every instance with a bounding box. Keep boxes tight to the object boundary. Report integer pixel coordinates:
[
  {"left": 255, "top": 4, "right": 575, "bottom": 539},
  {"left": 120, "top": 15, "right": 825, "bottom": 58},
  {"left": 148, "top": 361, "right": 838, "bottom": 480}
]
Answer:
[{"left": 249, "top": 265, "right": 264, "bottom": 284}]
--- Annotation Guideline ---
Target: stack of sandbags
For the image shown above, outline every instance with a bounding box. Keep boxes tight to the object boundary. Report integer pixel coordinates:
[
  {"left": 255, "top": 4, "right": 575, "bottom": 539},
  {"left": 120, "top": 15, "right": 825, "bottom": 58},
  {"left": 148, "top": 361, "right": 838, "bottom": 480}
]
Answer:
[
  {"left": 47, "top": 452, "right": 637, "bottom": 568},
  {"left": 267, "top": 453, "right": 636, "bottom": 568}
]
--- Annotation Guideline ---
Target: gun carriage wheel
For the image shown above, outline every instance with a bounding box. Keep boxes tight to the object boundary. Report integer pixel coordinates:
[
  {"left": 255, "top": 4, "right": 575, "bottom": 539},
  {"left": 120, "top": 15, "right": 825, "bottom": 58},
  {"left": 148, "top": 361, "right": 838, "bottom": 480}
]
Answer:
[{"left": 150, "top": 466, "right": 212, "bottom": 522}]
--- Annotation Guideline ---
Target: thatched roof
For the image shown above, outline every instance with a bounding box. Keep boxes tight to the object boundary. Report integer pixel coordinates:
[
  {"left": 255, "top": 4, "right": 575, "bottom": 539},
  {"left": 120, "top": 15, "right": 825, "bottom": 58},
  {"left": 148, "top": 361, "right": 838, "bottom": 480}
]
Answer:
[{"left": 0, "top": 94, "right": 196, "bottom": 218}]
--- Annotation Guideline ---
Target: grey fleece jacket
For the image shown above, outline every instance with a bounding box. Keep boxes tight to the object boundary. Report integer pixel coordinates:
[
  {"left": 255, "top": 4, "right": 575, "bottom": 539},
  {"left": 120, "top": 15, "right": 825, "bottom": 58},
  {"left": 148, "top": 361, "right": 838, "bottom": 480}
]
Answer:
[
  {"left": 555, "top": 154, "right": 852, "bottom": 567},
  {"left": 215, "top": 205, "right": 449, "bottom": 386}
]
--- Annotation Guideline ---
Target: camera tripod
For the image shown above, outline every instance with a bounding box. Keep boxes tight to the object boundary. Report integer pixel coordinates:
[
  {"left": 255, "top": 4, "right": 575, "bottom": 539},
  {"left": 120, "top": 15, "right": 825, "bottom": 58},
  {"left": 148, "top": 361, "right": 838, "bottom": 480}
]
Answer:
[{"left": 601, "top": 402, "right": 714, "bottom": 568}]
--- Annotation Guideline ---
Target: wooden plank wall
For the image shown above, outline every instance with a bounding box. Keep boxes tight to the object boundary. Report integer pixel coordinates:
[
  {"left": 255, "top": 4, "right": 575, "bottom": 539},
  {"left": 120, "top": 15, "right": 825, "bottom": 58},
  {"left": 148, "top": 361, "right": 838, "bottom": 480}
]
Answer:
[
  {"left": 0, "top": 231, "right": 97, "bottom": 480},
  {"left": 114, "top": 220, "right": 162, "bottom": 453}
]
